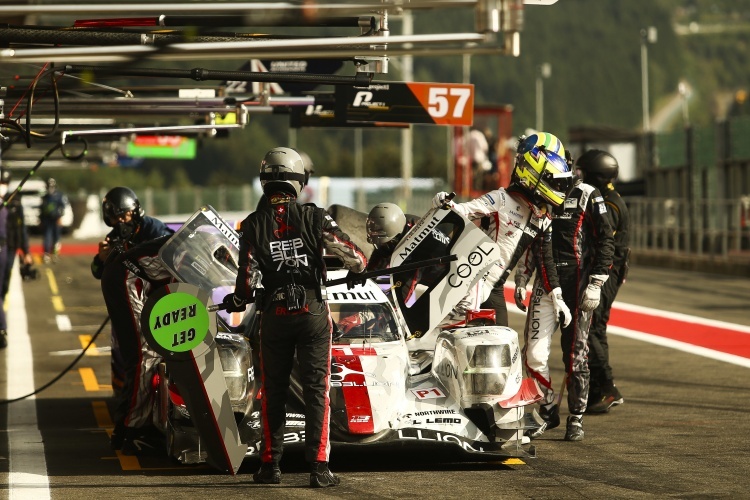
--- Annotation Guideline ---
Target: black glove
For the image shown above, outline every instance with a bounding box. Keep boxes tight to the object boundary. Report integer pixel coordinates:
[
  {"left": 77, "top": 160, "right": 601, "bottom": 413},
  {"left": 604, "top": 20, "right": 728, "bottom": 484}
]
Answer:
[
  {"left": 221, "top": 293, "right": 248, "bottom": 313},
  {"left": 345, "top": 270, "right": 367, "bottom": 290}
]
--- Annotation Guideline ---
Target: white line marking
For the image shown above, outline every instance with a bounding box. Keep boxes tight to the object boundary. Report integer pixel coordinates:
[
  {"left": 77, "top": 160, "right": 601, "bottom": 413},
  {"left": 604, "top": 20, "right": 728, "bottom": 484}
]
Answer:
[
  {"left": 607, "top": 325, "right": 750, "bottom": 369},
  {"left": 50, "top": 347, "right": 111, "bottom": 356},
  {"left": 610, "top": 300, "right": 750, "bottom": 334},
  {"left": 55, "top": 314, "right": 72, "bottom": 332},
  {"left": 7, "top": 261, "right": 51, "bottom": 499}
]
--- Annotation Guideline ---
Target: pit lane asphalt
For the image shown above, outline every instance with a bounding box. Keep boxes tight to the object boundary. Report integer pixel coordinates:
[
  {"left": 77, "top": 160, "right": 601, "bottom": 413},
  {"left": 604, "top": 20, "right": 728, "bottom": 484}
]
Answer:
[{"left": 1, "top": 247, "right": 749, "bottom": 499}]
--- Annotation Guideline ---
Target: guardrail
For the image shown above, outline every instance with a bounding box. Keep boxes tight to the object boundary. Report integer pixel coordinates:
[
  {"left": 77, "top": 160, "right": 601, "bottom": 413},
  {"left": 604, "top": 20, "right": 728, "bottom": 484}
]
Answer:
[{"left": 626, "top": 196, "right": 750, "bottom": 259}]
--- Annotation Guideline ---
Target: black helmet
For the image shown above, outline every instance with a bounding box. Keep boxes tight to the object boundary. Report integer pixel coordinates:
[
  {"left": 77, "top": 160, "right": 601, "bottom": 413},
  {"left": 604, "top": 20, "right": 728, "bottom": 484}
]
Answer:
[
  {"left": 575, "top": 149, "right": 619, "bottom": 188},
  {"left": 366, "top": 203, "right": 406, "bottom": 247},
  {"left": 259, "top": 147, "right": 307, "bottom": 197},
  {"left": 0, "top": 170, "right": 10, "bottom": 184},
  {"left": 102, "top": 186, "right": 144, "bottom": 227}
]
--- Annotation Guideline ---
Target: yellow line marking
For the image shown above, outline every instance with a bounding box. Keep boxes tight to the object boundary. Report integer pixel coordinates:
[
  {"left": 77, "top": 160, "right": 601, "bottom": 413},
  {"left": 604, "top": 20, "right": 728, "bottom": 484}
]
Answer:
[
  {"left": 501, "top": 458, "right": 526, "bottom": 465},
  {"left": 78, "top": 367, "right": 112, "bottom": 391},
  {"left": 51, "top": 296, "right": 65, "bottom": 312},
  {"left": 92, "top": 401, "right": 112, "bottom": 428},
  {"left": 45, "top": 268, "right": 59, "bottom": 295},
  {"left": 79, "top": 335, "right": 99, "bottom": 356}
]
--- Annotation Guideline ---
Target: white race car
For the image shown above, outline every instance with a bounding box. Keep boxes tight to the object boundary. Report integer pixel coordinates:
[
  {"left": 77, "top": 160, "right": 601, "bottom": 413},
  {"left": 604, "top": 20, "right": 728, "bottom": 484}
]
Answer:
[{"left": 143, "top": 205, "right": 542, "bottom": 473}]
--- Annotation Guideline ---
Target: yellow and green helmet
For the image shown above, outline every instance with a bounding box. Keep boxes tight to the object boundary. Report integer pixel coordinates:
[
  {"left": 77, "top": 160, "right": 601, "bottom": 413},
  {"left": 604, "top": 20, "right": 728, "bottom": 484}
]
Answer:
[{"left": 512, "top": 132, "right": 574, "bottom": 207}]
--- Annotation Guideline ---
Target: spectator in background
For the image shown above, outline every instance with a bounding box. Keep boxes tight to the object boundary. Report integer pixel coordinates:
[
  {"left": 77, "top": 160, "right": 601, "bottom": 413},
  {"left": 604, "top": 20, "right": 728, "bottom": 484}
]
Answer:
[
  {"left": 468, "top": 128, "right": 492, "bottom": 191},
  {"left": 1, "top": 170, "right": 34, "bottom": 301},
  {"left": 40, "top": 178, "right": 67, "bottom": 263}
]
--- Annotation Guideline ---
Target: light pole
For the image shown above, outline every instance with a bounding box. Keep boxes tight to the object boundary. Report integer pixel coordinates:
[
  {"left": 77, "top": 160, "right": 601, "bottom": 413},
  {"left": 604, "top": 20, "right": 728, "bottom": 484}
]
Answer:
[
  {"left": 640, "top": 26, "right": 657, "bottom": 132},
  {"left": 678, "top": 81, "right": 690, "bottom": 127},
  {"left": 535, "top": 62, "right": 551, "bottom": 131}
]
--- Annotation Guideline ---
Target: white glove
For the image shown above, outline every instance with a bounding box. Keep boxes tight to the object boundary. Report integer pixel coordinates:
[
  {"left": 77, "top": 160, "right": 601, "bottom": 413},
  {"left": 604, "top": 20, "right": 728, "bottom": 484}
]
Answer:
[
  {"left": 580, "top": 274, "right": 609, "bottom": 312},
  {"left": 432, "top": 191, "right": 454, "bottom": 209},
  {"left": 514, "top": 276, "right": 529, "bottom": 311},
  {"left": 549, "top": 287, "right": 572, "bottom": 327}
]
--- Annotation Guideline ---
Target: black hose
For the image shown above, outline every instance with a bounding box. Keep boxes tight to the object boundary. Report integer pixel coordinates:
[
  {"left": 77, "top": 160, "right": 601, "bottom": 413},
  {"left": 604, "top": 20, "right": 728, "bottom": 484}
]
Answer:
[{"left": 0, "top": 316, "right": 110, "bottom": 405}]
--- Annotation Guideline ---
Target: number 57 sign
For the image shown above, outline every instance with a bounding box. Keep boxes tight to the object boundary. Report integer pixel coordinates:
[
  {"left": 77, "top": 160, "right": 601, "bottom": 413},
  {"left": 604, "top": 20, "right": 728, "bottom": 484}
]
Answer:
[{"left": 339, "top": 82, "right": 474, "bottom": 126}]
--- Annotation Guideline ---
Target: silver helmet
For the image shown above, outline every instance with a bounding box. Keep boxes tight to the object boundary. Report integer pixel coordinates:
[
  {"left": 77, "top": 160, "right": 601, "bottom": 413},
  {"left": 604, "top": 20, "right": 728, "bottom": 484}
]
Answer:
[
  {"left": 366, "top": 203, "right": 406, "bottom": 247},
  {"left": 259, "top": 147, "right": 307, "bottom": 197}
]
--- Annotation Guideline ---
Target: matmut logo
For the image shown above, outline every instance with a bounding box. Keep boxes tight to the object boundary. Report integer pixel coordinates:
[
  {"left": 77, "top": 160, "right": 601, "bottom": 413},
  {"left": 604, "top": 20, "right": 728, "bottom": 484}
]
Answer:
[{"left": 352, "top": 91, "right": 386, "bottom": 108}]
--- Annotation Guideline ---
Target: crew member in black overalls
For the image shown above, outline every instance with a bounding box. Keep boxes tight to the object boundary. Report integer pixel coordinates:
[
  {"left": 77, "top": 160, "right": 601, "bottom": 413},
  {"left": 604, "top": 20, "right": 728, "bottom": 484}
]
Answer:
[
  {"left": 94, "top": 187, "right": 174, "bottom": 454},
  {"left": 223, "top": 147, "right": 367, "bottom": 488},
  {"left": 0, "top": 171, "right": 10, "bottom": 348},
  {"left": 575, "top": 150, "right": 630, "bottom": 414}
]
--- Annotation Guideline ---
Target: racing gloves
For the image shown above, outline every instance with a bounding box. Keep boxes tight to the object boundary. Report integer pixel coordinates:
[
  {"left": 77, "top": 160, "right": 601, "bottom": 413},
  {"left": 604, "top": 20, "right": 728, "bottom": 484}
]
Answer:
[
  {"left": 514, "top": 275, "right": 529, "bottom": 312},
  {"left": 345, "top": 270, "right": 367, "bottom": 289},
  {"left": 432, "top": 191, "right": 455, "bottom": 209},
  {"left": 580, "top": 274, "right": 609, "bottom": 312},
  {"left": 549, "top": 287, "right": 572, "bottom": 327},
  {"left": 221, "top": 292, "right": 250, "bottom": 313}
]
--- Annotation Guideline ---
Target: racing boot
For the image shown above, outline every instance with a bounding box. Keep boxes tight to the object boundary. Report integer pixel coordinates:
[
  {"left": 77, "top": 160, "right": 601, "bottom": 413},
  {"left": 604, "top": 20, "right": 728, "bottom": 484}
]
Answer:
[
  {"left": 253, "top": 462, "right": 281, "bottom": 484},
  {"left": 524, "top": 403, "right": 560, "bottom": 440},
  {"left": 587, "top": 384, "right": 624, "bottom": 414},
  {"left": 564, "top": 414, "right": 584, "bottom": 442},
  {"left": 310, "top": 461, "right": 340, "bottom": 488}
]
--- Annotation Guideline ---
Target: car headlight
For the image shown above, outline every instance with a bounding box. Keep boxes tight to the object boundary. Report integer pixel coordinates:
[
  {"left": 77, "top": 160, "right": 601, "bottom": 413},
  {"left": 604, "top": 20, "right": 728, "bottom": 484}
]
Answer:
[{"left": 461, "top": 344, "right": 511, "bottom": 396}]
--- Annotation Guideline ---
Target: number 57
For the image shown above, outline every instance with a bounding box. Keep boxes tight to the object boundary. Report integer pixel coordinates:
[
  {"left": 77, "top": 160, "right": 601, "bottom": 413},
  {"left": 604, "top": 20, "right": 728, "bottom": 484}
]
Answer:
[{"left": 427, "top": 87, "right": 472, "bottom": 119}]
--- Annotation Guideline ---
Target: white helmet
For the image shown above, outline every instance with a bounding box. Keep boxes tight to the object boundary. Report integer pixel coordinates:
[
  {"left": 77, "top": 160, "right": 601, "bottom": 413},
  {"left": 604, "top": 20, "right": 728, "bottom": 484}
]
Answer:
[{"left": 259, "top": 147, "right": 308, "bottom": 197}]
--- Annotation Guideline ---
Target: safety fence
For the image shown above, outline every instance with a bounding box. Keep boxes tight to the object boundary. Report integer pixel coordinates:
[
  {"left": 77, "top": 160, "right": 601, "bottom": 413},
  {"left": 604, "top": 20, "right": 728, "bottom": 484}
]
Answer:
[{"left": 626, "top": 196, "right": 750, "bottom": 259}]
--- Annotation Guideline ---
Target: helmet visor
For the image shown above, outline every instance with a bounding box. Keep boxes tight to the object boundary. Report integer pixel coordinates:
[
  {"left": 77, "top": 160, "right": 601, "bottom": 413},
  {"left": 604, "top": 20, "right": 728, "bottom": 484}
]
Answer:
[{"left": 536, "top": 153, "right": 574, "bottom": 206}]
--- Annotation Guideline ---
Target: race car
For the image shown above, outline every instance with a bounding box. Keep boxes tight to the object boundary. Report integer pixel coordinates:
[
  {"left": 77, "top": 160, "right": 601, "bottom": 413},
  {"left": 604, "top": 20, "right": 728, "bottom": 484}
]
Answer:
[{"left": 142, "top": 205, "right": 542, "bottom": 473}]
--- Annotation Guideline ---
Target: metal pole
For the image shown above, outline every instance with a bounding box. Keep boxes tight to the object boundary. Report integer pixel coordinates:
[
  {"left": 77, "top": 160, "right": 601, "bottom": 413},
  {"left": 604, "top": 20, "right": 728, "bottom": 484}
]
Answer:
[
  {"left": 640, "top": 32, "right": 650, "bottom": 132},
  {"left": 535, "top": 72, "right": 543, "bottom": 131},
  {"left": 401, "top": 10, "right": 414, "bottom": 208},
  {"left": 462, "top": 53, "right": 471, "bottom": 197},
  {"left": 354, "top": 128, "right": 366, "bottom": 212}
]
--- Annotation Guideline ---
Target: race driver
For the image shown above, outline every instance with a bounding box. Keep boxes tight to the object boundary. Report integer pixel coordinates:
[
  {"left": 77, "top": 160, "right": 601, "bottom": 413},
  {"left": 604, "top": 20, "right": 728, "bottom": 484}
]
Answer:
[
  {"left": 432, "top": 132, "right": 574, "bottom": 330},
  {"left": 222, "top": 147, "right": 367, "bottom": 488}
]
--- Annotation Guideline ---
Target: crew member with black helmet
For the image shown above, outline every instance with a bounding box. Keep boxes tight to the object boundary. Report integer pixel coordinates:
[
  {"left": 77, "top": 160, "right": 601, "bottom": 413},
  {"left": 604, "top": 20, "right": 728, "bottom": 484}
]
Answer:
[
  {"left": 575, "top": 150, "right": 629, "bottom": 414},
  {"left": 432, "top": 132, "right": 574, "bottom": 331},
  {"left": 222, "top": 147, "right": 366, "bottom": 488},
  {"left": 93, "top": 187, "right": 174, "bottom": 455},
  {"left": 92, "top": 186, "right": 173, "bottom": 279},
  {"left": 365, "top": 202, "right": 414, "bottom": 272}
]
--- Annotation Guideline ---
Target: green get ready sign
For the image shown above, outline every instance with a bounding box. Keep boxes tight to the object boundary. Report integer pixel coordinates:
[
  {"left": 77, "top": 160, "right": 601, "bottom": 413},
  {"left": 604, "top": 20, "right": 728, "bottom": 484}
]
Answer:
[{"left": 149, "top": 292, "right": 209, "bottom": 352}]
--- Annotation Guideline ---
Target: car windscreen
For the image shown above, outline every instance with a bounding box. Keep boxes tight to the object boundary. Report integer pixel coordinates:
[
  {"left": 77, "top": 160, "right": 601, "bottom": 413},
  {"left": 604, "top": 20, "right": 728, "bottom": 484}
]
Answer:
[{"left": 329, "top": 302, "right": 401, "bottom": 344}]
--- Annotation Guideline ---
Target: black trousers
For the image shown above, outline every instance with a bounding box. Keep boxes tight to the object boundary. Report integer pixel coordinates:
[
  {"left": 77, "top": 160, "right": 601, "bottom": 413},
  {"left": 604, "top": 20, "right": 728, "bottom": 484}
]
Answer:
[
  {"left": 259, "top": 297, "right": 332, "bottom": 464},
  {"left": 587, "top": 267, "right": 622, "bottom": 391},
  {"left": 480, "top": 284, "right": 509, "bottom": 326}
]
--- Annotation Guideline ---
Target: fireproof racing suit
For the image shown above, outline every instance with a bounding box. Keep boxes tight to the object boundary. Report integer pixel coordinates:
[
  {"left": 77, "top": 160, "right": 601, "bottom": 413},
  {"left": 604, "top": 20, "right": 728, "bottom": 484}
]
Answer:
[
  {"left": 233, "top": 193, "right": 366, "bottom": 465},
  {"left": 517, "top": 180, "right": 614, "bottom": 415},
  {"left": 588, "top": 182, "right": 630, "bottom": 395},
  {"left": 101, "top": 234, "right": 175, "bottom": 433},
  {"left": 436, "top": 186, "right": 560, "bottom": 329}
]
